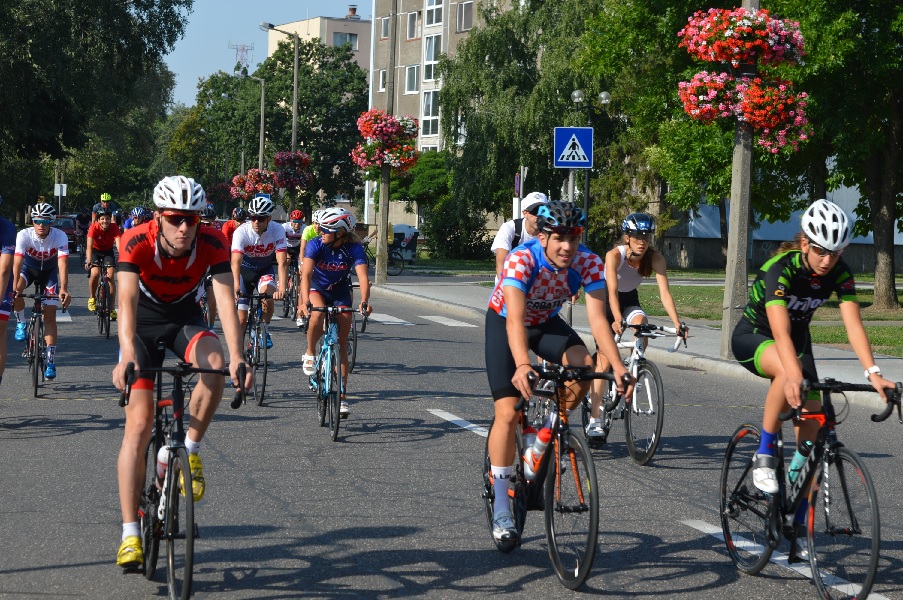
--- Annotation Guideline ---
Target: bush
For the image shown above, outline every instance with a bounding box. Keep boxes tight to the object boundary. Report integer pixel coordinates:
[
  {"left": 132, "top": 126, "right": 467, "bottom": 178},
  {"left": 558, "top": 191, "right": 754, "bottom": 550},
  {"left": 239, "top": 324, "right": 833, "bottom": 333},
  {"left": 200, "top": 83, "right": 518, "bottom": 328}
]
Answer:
[{"left": 421, "top": 194, "right": 491, "bottom": 259}]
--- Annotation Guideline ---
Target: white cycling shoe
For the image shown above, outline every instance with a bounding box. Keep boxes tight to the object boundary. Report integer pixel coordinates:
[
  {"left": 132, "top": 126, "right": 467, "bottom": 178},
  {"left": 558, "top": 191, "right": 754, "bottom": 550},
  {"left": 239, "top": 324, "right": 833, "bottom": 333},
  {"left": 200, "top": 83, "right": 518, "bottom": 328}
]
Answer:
[{"left": 752, "top": 453, "right": 779, "bottom": 494}]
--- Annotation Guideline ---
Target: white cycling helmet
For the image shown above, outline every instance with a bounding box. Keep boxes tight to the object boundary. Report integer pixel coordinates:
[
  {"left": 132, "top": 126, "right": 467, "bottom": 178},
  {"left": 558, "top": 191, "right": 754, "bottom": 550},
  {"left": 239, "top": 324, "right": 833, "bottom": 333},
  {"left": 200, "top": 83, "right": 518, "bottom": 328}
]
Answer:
[
  {"left": 801, "top": 199, "right": 851, "bottom": 252},
  {"left": 318, "top": 207, "right": 356, "bottom": 232},
  {"left": 31, "top": 203, "right": 56, "bottom": 220},
  {"left": 153, "top": 176, "right": 206, "bottom": 211},
  {"left": 311, "top": 208, "right": 326, "bottom": 225},
  {"left": 248, "top": 196, "right": 275, "bottom": 217}
]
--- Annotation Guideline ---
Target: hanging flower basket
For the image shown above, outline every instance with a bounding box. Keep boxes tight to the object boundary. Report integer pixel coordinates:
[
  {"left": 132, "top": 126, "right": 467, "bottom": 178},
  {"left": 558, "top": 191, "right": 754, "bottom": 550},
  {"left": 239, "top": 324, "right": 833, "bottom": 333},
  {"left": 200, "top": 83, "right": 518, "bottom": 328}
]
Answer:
[
  {"left": 735, "top": 77, "right": 810, "bottom": 153},
  {"left": 273, "top": 151, "right": 312, "bottom": 192},
  {"left": 677, "top": 71, "right": 737, "bottom": 123},
  {"left": 678, "top": 8, "right": 805, "bottom": 67},
  {"left": 231, "top": 168, "right": 275, "bottom": 202},
  {"left": 351, "top": 108, "right": 419, "bottom": 179}
]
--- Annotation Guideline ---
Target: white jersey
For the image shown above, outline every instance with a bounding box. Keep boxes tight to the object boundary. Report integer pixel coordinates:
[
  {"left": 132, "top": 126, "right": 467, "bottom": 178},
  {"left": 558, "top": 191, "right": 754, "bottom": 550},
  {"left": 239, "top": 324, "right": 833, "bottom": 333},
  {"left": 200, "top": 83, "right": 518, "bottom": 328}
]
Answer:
[
  {"left": 282, "top": 222, "right": 304, "bottom": 248},
  {"left": 15, "top": 228, "right": 69, "bottom": 272},
  {"left": 490, "top": 219, "right": 539, "bottom": 254},
  {"left": 613, "top": 245, "right": 644, "bottom": 293},
  {"left": 231, "top": 221, "right": 287, "bottom": 271}
]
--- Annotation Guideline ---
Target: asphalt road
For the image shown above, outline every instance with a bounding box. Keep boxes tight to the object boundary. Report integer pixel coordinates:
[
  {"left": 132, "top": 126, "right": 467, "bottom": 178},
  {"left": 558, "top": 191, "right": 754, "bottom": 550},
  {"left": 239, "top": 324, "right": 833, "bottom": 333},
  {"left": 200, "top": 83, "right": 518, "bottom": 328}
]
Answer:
[{"left": 1, "top": 261, "right": 901, "bottom": 598}]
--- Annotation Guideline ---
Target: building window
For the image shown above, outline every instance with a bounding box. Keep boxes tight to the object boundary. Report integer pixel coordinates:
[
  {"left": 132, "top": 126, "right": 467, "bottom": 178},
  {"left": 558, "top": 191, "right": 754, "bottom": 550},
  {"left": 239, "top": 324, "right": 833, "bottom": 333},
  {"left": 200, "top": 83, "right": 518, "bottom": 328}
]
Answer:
[
  {"left": 407, "top": 12, "right": 421, "bottom": 40},
  {"left": 425, "top": 0, "right": 443, "bottom": 27},
  {"left": 457, "top": 1, "right": 473, "bottom": 32},
  {"left": 421, "top": 145, "right": 438, "bottom": 152},
  {"left": 380, "top": 17, "right": 390, "bottom": 39},
  {"left": 405, "top": 65, "right": 420, "bottom": 94},
  {"left": 423, "top": 34, "right": 441, "bottom": 81},
  {"left": 378, "top": 70, "right": 387, "bottom": 92},
  {"left": 333, "top": 32, "right": 358, "bottom": 50},
  {"left": 422, "top": 90, "right": 440, "bottom": 136}
]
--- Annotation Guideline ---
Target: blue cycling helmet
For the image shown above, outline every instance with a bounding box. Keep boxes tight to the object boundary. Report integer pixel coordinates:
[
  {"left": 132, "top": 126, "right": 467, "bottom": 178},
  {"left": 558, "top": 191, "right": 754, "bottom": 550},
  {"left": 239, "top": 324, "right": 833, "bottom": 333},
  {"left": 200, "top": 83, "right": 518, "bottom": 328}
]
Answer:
[
  {"left": 536, "top": 200, "right": 586, "bottom": 234},
  {"left": 131, "top": 207, "right": 148, "bottom": 219},
  {"left": 621, "top": 212, "right": 655, "bottom": 234}
]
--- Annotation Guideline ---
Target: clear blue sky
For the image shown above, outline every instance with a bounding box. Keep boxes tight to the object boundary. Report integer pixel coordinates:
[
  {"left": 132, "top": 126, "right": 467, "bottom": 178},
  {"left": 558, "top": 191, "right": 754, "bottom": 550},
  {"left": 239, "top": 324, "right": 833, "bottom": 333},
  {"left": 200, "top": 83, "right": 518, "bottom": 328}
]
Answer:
[{"left": 165, "top": 0, "right": 371, "bottom": 107}]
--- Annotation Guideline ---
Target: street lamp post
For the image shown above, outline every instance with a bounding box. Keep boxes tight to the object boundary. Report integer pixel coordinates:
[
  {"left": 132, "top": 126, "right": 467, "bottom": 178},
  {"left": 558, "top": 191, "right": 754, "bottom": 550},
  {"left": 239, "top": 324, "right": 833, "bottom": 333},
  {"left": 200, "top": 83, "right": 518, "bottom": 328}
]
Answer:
[
  {"left": 261, "top": 22, "right": 300, "bottom": 209},
  {"left": 571, "top": 90, "right": 611, "bottom": 243},
  {"left": 249, "top": 76, "right": 266, "bottom": 170}
]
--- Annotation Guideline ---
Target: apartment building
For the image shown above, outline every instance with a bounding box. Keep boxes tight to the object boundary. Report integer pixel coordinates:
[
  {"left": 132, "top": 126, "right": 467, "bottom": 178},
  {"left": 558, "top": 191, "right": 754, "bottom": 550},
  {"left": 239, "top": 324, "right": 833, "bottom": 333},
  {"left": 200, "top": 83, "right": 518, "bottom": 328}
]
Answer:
[{"left": 263, "top": 5, "right": 372, "bottom": 78}]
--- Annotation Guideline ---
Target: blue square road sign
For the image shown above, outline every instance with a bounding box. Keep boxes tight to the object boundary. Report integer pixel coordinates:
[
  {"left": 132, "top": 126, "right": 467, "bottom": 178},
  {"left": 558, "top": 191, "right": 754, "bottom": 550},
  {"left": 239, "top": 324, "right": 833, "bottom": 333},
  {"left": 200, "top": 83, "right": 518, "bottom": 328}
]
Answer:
[{"left": 553, "top": 127, "right": 593, "bottom": 169}]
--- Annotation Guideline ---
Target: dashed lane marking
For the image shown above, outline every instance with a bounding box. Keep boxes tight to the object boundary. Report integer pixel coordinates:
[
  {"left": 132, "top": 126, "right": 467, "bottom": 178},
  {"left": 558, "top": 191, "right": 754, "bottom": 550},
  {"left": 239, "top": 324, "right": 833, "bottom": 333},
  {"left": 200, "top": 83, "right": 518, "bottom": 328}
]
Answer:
[
  {"left": 420, "top": 316, "right": 477, "bottom": 328},
  {"left": 681, "top": 519, "right": 891, "bottom": 600},
  {"left": 368, "top": 313, "right": 413, "bottom": 325},
  {"left": 427, "top": 409, "right": 488, "bottom": 437}
]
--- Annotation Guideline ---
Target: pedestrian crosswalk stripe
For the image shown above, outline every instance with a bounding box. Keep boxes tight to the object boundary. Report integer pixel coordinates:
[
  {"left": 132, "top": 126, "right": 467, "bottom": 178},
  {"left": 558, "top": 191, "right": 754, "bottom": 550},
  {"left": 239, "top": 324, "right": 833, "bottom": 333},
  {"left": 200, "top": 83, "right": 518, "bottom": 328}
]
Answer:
[
  {"left": 368, "top": 313, "right": 412, "bottom": 325},
  {"left": 427, "top": 409, "right": 488, "bottom": 437},
  {"left": 557, "top": 134, "right": 589, "bottom": 163},
  {"left": 420, "top": 316, "right": 477, "bottom": 328}
]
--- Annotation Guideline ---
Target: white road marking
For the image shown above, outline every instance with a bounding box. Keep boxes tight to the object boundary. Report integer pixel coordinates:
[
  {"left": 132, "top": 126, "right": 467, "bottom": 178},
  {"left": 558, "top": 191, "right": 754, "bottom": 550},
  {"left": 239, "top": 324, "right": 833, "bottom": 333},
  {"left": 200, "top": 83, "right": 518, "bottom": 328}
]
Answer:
[
  {"left": 368, "top": 313, "right": 412, "bottom": 325},
  {"left": 427, "top": 409, "right": 488, "bottom": 437},
  {"left": 682, "top": 519, "right": 891, "bottom": 600},
  {"left": 420, "top": 316, "right": 477, "bottom": 328},
  {"left": 57, "top": 311, "right": 73, "bottom": 322}
]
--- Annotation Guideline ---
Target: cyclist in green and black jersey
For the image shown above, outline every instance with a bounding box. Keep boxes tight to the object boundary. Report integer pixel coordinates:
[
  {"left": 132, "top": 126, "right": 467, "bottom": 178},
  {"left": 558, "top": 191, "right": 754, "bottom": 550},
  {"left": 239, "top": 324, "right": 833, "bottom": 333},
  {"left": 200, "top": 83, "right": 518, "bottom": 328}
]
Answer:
[{"left": 731, "top": 200, "right": 893, "bottom": 506}]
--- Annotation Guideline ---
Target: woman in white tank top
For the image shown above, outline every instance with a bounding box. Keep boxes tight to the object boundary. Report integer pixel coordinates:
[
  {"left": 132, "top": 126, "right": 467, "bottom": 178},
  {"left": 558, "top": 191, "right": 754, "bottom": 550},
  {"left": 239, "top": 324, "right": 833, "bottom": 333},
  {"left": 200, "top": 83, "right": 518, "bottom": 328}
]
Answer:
[{"left": 585, "top": 212, "right": 688, "bottom": 438}]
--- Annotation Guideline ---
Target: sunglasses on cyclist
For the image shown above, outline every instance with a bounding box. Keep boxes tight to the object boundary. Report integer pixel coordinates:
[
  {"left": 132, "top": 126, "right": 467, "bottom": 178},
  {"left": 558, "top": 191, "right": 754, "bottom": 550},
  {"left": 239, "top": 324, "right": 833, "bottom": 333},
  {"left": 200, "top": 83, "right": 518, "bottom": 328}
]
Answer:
[
  {"left": 320, "top": 227, "right": 338, "bottom": 234},
  {"left": 628, "top": 231, "right": 653, "bottom": 240},
  {"left": 808, "top": 240, "right": 842, "bottom": 258},
  {"left": 33, "top": 219, "right": 53, "bottom": 226},
  {"left": 291, "top": 219, "right": 303, "bottom": 224},
  {"left": 546, "top": 226, "right": 584, "bottom": 237},
  {"left": 249, "top": 215, "right": 270, "bottom": 222},
  {"left": 161, "top": 212, "right": 201, "bottom": 227}
]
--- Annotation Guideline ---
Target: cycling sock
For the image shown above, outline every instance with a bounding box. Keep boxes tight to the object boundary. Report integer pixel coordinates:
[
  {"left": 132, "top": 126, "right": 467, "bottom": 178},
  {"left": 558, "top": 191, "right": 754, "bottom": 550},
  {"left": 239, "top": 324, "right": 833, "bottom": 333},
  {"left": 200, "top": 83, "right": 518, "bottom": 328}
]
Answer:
[
  {"left": 185, "top": 436, "right": 201, "bottom": 455},
  {"left": 122, "top": 522, "right": 140, "bottom": 541},
  {"left": 490, "top": 465, "right": 513, "bottom": 515},
  {"left": 45, "top": 345, "right": 56, "bottom": 364},
  {"left": 14, "top": 310, "right": 24, "bottom": 324},
  {"left": 757, "top": 429, "right": 778, "bottom": 456}
]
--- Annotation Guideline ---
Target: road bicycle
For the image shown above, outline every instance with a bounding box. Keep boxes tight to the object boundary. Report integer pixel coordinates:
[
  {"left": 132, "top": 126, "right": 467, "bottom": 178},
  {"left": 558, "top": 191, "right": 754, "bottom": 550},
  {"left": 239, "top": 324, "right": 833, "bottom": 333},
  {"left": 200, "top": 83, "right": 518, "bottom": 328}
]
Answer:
[
  {"left": 581, "top": 321, "right": 687, "bottom": 465},
  {"left": 363, "top": 242, "right": 406, "bottom": 276},
  {"left": 241, "top": 291, "right": 271, "bottom": 406},
  {"left": 482, "top": 363, "right": 628, "bottom": 589},
  {"left": 308, "top": 305, "right": 358, "bottom": 441},
  {"left": 720, "top": 378, "right": 902, "bottom": 599},
  {"left": 120, "top": 358, "right": 246, "bottom": 600},
  {"left": 20, "top": 288, "right": 50, "bottom": 397},
  {"left": 93, "top": 263, "right": 114, "bottom": 338},
  {"left": 281, "top": 254, "right": 300, "bottom": 319}
]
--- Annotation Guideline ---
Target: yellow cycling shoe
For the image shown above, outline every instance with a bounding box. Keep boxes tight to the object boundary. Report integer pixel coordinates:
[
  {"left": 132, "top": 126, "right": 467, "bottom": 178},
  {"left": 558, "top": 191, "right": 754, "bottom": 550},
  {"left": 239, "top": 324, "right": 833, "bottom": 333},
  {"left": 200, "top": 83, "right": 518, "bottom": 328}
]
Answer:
[
  {"left": 88, "top": 297, "right": 96, "bottom": 313},
  {"left": 110, "top": 308, "right": 117, "bottom": 320},
  {"left": 116, "top": 535, "right": 144, "bottom": 568},
  {"left": 180, "top": 453, "right": 205, "bottom": 503}
]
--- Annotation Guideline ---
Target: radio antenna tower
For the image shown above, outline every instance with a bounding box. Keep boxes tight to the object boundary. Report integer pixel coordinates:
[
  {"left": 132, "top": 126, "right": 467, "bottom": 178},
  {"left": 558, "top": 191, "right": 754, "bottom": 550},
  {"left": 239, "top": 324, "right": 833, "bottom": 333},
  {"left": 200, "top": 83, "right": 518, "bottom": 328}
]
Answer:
[{"left": 228, "top": 40, "right": 254, "bottom": 74}]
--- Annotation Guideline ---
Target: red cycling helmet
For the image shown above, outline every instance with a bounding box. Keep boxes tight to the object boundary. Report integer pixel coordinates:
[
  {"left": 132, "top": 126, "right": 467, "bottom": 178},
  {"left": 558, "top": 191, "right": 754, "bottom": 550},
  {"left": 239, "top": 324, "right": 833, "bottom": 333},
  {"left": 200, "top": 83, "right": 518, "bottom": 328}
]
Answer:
[{"left": 290, "top": 209, "right": 304, "bottom": 221}]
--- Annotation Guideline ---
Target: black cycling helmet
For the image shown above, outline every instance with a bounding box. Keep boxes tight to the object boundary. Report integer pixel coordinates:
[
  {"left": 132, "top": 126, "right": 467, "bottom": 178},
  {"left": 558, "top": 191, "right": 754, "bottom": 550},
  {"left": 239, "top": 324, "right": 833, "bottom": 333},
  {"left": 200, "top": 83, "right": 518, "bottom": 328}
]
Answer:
[
  {"left": 536, "top": 200, "right": 586, "bottom": 235},
  {"left": 621, "top": 212, "right": 655, "bottom": 234},
  {"left": 200, "top": 207, "right": 217, "bottom": 222},
  {"left": 95, "top": 207, "right": 113, "bottom": 218},
  {"left": 232, "top": 207, "right": 248, "bottom": 221}
]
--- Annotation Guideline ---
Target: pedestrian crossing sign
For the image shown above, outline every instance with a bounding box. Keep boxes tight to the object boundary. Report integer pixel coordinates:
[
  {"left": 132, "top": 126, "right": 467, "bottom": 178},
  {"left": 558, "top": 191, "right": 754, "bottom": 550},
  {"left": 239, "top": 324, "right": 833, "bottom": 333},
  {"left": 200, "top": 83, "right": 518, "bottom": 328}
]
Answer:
[{"left": 553, "top": 127, "right": 593, "bottom": 169}]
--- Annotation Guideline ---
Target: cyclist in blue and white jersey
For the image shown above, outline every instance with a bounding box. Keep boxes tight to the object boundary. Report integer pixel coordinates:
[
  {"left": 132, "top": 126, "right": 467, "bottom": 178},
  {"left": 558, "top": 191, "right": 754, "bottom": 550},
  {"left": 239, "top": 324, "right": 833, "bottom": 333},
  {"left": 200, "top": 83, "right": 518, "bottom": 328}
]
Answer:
[
  {"left": 298, "top": 207, "right": 371, "bottom": 417},
  {"left": 0, "top": 195, "right": 17, "bottom": 386},
  {"left": 11, "top": 203, "right": 72, "bottom": 379},
  {"left": 484, "top": 200, "right": 632, "bottom": 545},
  {"left": 122, "top": 206, "right": 150, "bottom": 230},
  {"left": 231, "top": 195, "right": 286, "bottom": 349}
]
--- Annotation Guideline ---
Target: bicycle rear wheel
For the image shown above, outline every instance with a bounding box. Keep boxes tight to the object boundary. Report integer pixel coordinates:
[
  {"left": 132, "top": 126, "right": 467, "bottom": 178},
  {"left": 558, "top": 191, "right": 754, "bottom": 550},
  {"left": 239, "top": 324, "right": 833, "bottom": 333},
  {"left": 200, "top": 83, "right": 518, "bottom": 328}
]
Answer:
[
  {"left": 245, "top": 311, "right": 260, "bottom": 406},
  {"left": 807, "top": 446, "right": 880, "bottom": 600},
  {"left": 327, "top": 346, "right": 341, "bottom": 441},
  {"left": 720, "top": 423, "right": 773, "bottom": 574},
  {"left": 481, "top": 418, "right": 527, "bottom": 553},
  {"left": 387, "top": 249, "right": 404, "bottom": 276},
  {"left": 625, "top": 361, "right": 664, "bottom": 465},
  {"left": 544, "top": 429, "right": 599, "bottom": 590},
  {"left": 140, "top": 437, "right": 162, "bottom": 580},
  {"left": 314, "top": 350, "right": 327, "bottom": 427},
  {"left": 348, "top": 312, "right": 358, "bottom": 373},
  {"left": 165, "top": 448, "right": 194, "bottom": 600}
]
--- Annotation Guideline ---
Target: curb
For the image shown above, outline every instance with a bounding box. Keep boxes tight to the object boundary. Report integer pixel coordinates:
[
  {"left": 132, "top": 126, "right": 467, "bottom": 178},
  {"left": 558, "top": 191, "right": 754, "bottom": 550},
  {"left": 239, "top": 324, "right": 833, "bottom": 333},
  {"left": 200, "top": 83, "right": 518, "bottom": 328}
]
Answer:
[{"left": 371, "top": 284, "right": 485, "bottom": 321}]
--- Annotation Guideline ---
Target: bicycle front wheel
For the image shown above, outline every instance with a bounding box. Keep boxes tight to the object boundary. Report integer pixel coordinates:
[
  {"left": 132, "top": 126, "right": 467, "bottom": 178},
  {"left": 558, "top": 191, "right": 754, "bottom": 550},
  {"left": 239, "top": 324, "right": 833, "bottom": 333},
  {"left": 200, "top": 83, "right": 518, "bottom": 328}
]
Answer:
[
  {"left": 140, "top": 438, "right": 162, "bottom": 580},
  {"left": 625, "top": 361, "right": 665, "bottom": 465},
  {"left": 387, "top": 249, "right": 404, "bottom": 276},
  {"left": 807, "top": 446, "right": 880, "bottom": 600},
  {"left": 545, "top": 429, "right": 599, "bottom": 589},
  {"left": 720, "top": 423, "right": 773, "bottom": 574},
  {"left": 481, "top": 418, "right": 527, "bottom": 553},
  {"left": 31, "top": 320, "right": 42, "bottom": 397},
  {"left": 102, "top": 281, "right": 112, "bottom": 338},
  {"left": 327, "top": 346, "right": 341, "bottom": 441},
  {"left": 165, "top": 448, "right": 194, "bottom": 600},
  {"left": 256, "top": 322, "right": 268, "bottom": 406}
]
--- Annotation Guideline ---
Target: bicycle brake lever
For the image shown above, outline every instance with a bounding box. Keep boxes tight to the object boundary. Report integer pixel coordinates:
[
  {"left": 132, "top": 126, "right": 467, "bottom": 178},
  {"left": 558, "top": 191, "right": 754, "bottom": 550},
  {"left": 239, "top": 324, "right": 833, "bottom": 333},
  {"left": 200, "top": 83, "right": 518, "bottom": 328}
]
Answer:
[{"left": 119, "top": 362, "right": 135, "bottom": 407}]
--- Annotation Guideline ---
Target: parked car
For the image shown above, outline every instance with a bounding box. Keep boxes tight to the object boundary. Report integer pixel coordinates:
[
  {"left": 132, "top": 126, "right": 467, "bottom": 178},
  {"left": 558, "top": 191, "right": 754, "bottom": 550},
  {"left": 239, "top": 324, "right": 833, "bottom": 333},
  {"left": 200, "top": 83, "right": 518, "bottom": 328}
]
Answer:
[{"left": 52, "top": 216, "right": 79, "bottom": 252}]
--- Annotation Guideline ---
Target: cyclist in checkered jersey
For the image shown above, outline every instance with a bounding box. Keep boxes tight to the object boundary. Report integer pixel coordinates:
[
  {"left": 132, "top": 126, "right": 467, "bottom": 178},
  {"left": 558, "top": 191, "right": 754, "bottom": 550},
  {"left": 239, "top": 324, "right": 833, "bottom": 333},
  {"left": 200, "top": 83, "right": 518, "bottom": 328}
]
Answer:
[{"left": 484, "top": 199, "right": 633, "bottom": 544}]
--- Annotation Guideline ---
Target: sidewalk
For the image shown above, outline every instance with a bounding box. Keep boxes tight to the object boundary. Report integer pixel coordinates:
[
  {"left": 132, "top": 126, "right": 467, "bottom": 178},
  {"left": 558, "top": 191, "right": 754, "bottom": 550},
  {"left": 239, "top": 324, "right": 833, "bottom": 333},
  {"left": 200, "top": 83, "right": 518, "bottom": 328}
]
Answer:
[{"left": 372, "top": 275, "right": 902, "bottom": 410}]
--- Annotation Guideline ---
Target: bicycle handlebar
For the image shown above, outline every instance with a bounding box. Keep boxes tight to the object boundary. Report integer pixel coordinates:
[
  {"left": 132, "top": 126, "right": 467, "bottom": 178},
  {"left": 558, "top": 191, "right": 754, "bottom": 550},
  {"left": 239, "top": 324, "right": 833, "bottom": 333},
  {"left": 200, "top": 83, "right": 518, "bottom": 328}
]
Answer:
[
  {"left": 308, "top": 305, "right": 361, "bottom": 315},
  {"left": 777, "top": 378, "right": 903, "bottom": 423},
  {"left": 617, "top": 321, "right": 689, "bottom": 352},
  {"left": 118, "top": 361, "right": 249, "bottom": 409},
  {"left": 515, "top": 365, "right": 632, "bottom": 411}
]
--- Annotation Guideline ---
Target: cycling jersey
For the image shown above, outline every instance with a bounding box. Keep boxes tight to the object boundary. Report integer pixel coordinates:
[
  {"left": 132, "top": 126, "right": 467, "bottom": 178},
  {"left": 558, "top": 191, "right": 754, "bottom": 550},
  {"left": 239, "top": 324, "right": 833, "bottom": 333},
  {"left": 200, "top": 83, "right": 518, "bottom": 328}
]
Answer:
[
  {"left": 118, "top": 220, "right": 231, "bottom": 308},
  {"left": 301, "top": 224, "right": 319, "bottom": 242},
  {"left": 488, "top": 238, "right": 605, "bottom": 326},
  {"left": 15, "top": 228, "right": 69, "bottom": 272},
  {"left": 304, "top": 237, "right": 367, "bottom": 292},
  {"left": 221, "top": 219, "right": 240, "bottom": 244},
  {"left": 0, "top": 216, "right": 16, "bottom": 320},
  {"left": 87, "top": 221, "right": 121, "bottom": 252},
  {"left": 283, "top": 222, "right": 304, "bottom": 248},
  {"left": 612, "top": 245, "right": 644, "bottom": 292},
  {"left": 741, "top": 250, "right": 856, "bottom": 337},
  {"left": 231, "top": 221, "right": 287, "bottom": 271}
]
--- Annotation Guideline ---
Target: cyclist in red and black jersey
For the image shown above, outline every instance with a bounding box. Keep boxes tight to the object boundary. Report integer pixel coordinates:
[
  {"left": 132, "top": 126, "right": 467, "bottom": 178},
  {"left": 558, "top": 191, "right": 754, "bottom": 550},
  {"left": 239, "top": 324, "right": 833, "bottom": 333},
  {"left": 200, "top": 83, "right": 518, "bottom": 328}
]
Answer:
[
  {"left": 732, "top": 200, "right": 893, "bottom": 521},
  {"left": 85, "top": 207, "right": 121, "bottom": 318},
  {"left": 111, "top": 176, "right": 251, "bottom": 570}
]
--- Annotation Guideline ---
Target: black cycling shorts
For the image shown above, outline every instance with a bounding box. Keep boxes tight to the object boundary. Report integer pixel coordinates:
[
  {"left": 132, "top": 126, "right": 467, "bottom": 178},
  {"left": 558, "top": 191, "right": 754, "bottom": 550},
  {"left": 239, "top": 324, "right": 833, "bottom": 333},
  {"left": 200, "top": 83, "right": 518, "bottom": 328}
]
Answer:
[
  {"left": 131, "top": 303, "right": 217, "bottom": 389},
  {"left": 732, "top": 318, "right": 818, "bottom": 384},
  {"left": 90, "top": 249, "right": 116, "bottom": 268},
  {"left": 485, "top": 309, "right": 585, "bottom": 401}
]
